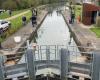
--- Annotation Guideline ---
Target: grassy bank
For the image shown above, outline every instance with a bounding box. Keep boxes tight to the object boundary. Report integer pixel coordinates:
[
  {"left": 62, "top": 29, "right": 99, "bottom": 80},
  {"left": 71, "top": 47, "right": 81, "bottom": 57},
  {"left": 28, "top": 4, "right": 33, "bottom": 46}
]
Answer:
[
  {"left": 0, "top": 9, "right": 28, "bottom": 19},
  {"left": 9, "top": 10, "right": 32, "bottom": 35},
  {"left": 90, "top": 27, "right": 100, "bottom": 38}
]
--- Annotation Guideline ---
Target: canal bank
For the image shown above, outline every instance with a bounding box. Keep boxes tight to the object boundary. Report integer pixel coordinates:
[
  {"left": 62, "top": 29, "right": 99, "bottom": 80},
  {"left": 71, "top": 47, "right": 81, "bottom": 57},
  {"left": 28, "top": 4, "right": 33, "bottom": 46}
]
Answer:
[
  {"left": 62, "top": 10, "right": 96, "bottom": 52},
  {"left": 0, "top": 10, "right": 48, "bottom": 61}
]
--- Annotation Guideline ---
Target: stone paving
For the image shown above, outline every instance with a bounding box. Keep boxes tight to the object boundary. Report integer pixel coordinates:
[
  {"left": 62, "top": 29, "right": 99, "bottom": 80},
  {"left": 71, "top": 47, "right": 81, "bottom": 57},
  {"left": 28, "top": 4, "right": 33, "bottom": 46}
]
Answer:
[
  {"left": 0, "top": 10, "right": 47, "bottom": 55},
  {"left": 63, "top": 9, "right": 100, "bottom": 51}
]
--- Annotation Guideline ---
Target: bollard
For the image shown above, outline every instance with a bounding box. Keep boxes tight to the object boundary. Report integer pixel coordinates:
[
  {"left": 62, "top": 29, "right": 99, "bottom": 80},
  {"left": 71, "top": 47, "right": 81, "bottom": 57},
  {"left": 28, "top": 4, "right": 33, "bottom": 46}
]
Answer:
[{"left": 60, "top": 48, "right": 69, "bottom": 80}]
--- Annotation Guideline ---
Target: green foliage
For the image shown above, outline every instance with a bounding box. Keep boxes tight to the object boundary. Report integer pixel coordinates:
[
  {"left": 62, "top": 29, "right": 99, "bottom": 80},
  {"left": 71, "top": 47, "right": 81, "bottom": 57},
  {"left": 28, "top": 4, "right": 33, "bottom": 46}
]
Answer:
[
  {"left": 1, "top": 0, "right": 36, "bottom": 10},
  {"left": 90, "top": 28, "right": 100, "bottom": 38},
  {"left": 75, "top": 5, "right": 82, "bottom": 19},
  {"left": 0, "top": 0, "right": 68, "bottom": 10},
  {"left": 90, "top": 18, "right": 100, "bottom": 37},
  {"left": 2, "top": 0, "right": 17, "bottom": 10},
  {"left": 9, "top": 11, "right": 32, "bottom": 35},
  {"left": 0, "top": 37, "right": 2, "bottom": 42},
  {"left": 99, "top": 1, "right": 100, "bottom": 6}
]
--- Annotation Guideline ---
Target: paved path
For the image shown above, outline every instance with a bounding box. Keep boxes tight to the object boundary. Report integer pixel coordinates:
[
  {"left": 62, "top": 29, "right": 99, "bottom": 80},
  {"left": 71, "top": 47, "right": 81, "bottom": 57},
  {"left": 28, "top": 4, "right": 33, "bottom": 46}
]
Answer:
[
  {"left": 4, "top": 10, "right": 30, "bottom": 21},
  {"left": 1, "top": 10, "right": 47, "bottom": 55},
  {"left": 63, "top": 9, "right": 100, "bottom": 50}
]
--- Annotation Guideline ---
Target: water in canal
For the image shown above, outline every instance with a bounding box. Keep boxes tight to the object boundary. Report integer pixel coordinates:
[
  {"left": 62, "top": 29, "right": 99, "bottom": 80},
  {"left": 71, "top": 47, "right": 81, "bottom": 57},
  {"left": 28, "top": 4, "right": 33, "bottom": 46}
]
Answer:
[
  {"left": 19, "top": 8, "right": 80, "bottom": 75},
  {"left": 33, "top": 10, "right": 76, "bottom": 46}
]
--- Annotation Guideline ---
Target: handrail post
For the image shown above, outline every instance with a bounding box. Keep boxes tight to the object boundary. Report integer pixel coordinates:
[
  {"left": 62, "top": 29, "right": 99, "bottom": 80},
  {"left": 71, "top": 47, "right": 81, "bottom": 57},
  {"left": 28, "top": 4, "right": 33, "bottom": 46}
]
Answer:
[
  {"left": 26, "top": 40, "right": 36, "bottom": 80},
  {"left": 46, "top": 46, "right": 50, "bottom": 67},
  {"left": 60, "top": 48, "right": 69, "bottom": 80}
]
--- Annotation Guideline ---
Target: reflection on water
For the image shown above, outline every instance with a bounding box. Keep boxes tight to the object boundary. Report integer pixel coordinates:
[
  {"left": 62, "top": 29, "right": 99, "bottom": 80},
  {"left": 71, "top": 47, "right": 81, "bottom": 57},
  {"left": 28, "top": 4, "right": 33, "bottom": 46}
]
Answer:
[
  {"left": 68, "top": 33, "right": 73, "bottom": 45},
  {"left": 33, "top": 31, "right": 38, "bottom": 43}
]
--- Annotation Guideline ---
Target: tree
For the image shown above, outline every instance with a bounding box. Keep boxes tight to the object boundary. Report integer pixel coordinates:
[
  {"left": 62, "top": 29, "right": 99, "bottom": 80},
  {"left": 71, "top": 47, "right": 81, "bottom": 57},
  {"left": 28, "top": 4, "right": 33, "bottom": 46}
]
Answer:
[
  {"left": 0, "top": 0, "right": 5, "bottom": 8},
  {"left": 1, "top": 0, "right": 68, "bottom": 10}
]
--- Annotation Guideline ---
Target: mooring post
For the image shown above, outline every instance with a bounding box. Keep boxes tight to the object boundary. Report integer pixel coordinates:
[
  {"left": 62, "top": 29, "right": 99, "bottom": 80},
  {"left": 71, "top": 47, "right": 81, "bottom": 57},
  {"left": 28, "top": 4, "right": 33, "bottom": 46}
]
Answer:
[
  {"left": 26, "top": 40, "right": 36, "bottom": 80},
  {"left": 60, "top": 48, "right": 69, "bottom": 80},
  {"left": 91, "top": 50, "right": 100, "bottom": 80},
  {"left": 0, "top": 55, "right": 5, "bottom": 80}
]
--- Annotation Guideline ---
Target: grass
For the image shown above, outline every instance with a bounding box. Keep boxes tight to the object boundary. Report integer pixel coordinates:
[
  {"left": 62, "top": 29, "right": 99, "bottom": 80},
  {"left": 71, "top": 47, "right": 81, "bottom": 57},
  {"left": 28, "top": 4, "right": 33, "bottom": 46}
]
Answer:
[
  {"left": 9, "top": 10, "right": 32, "bottom": 35},
  {"left": 90, "top": 27, "right": 100, "bottom": 38},
  {"left": 0, "top": 9, "right": 28, "bottom": 19}
]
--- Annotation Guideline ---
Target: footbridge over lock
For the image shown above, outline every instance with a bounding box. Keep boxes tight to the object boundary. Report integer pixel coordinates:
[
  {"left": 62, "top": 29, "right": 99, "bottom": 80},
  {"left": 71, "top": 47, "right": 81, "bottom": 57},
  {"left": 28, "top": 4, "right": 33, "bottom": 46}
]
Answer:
[{"left": 0, "top": 44, "right": 100, "bottom": 80}]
